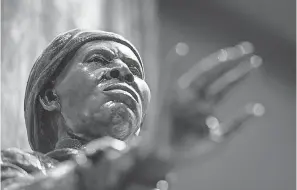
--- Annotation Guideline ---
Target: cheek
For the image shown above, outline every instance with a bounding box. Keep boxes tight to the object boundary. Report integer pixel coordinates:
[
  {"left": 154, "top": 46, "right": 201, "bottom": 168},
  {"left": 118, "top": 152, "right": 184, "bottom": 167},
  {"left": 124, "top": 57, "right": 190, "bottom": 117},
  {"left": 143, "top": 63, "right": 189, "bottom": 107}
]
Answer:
[
  {"left": 135, "top": 78, "right": 151, "bottom": 114},
  {"left": 55, "top": 66, "right": 99, "bottom": 117}
]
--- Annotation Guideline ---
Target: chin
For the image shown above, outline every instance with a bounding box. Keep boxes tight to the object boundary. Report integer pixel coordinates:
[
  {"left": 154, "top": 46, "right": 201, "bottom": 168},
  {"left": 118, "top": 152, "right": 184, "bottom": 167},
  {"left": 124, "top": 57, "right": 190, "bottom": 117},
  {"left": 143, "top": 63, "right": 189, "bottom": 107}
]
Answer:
[
  {"left": 70, "top": 99, "right": 141, "bottom": 143},
  {"left": 79, "top": 101, "right": 140, "bottom": 141},
  {"left": 105, "top": 101, "right": 139, "bottom": 140},
  {"left": 108, "top": 120, "right": 133, "bottom": 140}
]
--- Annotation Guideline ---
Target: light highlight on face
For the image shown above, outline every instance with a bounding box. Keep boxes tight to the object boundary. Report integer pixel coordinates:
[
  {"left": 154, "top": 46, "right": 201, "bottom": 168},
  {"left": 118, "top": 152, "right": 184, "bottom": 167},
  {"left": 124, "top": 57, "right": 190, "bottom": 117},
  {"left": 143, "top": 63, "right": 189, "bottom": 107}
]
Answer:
[{"left": 54, "top": 41, "right": 151, "bottom": 142}]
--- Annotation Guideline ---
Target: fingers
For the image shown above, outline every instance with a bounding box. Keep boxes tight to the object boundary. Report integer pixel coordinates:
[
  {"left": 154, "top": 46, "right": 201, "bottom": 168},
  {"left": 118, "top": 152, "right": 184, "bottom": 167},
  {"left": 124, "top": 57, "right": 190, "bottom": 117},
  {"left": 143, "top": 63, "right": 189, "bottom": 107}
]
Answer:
[
  {"left": 83, "top": 137, "right": 127, "bottom": 162},
  {"left": 177, "top": 42, "right": 254, "bottom": 90},
  {"left": 208, "top": 103, "right": 265, "bottom": 143},
  {"left": 155, "top": 180, "right": 169, "bottom": 190},
  {"left": 206, "top": 55, "right": 263, "bottom": 103},
  {"left": 196, "top": 43, "right": 255, "bottom": 90}
]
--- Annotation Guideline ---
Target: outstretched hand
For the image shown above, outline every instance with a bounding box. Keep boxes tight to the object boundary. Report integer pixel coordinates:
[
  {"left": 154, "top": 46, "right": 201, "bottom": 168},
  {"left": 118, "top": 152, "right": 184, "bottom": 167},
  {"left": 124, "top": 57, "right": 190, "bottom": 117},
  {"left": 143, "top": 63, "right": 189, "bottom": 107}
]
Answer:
[{"left": 168, "top": 42, "right": 265, "bottom": 164}]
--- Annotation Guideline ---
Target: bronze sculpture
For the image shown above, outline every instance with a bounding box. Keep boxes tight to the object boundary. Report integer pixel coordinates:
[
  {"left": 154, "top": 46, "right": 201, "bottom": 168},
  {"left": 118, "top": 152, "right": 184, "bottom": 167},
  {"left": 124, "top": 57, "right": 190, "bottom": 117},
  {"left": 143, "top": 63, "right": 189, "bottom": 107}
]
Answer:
[{"left": 1, "top": 29, "right": 263, "bottom": 190}]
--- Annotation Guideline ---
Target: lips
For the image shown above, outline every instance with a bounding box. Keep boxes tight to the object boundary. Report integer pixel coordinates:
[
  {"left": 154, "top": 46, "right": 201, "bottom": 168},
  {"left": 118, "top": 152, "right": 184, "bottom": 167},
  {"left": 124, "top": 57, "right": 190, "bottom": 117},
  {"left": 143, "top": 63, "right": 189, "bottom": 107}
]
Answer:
[
  {"left": 103, "top": 83, "right": 139, "bottom": 103},
  {"left": 101, "top": 83, "right": 140, "bottom": 111}
]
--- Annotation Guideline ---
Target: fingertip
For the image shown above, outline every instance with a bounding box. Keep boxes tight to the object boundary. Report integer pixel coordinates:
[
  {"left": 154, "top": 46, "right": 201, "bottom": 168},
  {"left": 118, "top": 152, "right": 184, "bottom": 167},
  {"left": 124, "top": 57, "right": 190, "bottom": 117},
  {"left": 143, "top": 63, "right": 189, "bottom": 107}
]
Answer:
[
  {"left": 111, "top": 139, "right": 127, "bottom": 151},
  {"left": 206, "top": 116, "right": 223, "bottom": 141},
  {"left": 156, "top": 180, "right": 169, "bottom": 190},
  {"left": 218, "top": 49, "right": 228, "bottom": 62},
  {"left": 237, "top": 41, "right": 254, "bottom": 55},
  {"left": 245, "top": 103, "right": 265, "bottom": 117},
  {"left": 253, "top": 103, "right": 265, "bottom": 117},
  {"left": 206, "top": 116, "right": 220, "bottom": 130},
  {"left": 250, "top": 55, "right": 263, "bottom": 68},
  {"left": 175, "top": 42, "right": 189, "bottom": 56},
  {"left": 84, "top": 137, "right": 127, "bottom": 156}
]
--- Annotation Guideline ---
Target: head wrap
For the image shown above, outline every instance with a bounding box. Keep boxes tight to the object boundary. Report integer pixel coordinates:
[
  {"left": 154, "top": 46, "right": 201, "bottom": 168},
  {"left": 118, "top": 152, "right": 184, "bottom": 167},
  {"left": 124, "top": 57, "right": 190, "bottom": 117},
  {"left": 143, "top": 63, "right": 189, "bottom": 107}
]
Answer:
[{"left": 24, "top": 29, "right": 143, "bottom": 153}]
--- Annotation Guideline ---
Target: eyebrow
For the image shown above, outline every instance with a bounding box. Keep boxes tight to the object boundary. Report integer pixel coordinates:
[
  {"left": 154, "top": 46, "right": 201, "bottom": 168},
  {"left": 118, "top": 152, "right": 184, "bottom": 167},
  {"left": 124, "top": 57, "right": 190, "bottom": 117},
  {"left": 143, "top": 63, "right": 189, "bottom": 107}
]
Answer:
[
  {"left": 121, "top": 56, "right": 143, "bottom": 78},
  {"left": 84, "top": 46, "right": 144, "bottom": 78},
  {"left": 84, "top": 48, "right": 116, "bottom": 61}
]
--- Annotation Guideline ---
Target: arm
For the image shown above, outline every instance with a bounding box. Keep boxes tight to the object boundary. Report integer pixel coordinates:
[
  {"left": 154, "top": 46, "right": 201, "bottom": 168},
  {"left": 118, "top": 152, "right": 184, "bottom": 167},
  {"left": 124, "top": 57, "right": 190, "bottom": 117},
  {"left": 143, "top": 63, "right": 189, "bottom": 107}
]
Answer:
[{"left": 1, "top": 140, "right": 167, "bottom": 190}]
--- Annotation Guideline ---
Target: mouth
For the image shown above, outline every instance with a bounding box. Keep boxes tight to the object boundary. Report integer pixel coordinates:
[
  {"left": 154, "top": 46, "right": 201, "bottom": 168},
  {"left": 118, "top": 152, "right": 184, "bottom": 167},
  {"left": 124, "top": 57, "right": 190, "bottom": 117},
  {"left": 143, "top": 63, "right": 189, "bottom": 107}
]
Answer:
[
  {"left": 101, "top": 83, "right": 140, "bottom": 112},
  {"left": 103, "top": 83, "right": 139, "bottom": 103}
]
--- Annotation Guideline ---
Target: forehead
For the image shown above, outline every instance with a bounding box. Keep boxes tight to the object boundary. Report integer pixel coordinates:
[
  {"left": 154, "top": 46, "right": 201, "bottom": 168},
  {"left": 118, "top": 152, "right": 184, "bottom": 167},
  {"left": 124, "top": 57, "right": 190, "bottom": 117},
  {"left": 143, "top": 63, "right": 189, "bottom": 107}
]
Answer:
[{"left": 75, "top": 40, "right": 139, "bottom": 62}]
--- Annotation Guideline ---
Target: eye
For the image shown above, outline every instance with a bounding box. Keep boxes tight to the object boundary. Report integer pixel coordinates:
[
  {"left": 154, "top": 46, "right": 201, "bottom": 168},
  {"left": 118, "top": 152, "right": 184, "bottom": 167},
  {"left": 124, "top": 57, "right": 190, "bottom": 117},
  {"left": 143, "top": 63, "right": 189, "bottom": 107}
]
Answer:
[
  {"left": 87, "top": 55, "right": 110, "bottom": 65},
  {"left": 129, "top": 67, "right": 142, "bottom": 78}
]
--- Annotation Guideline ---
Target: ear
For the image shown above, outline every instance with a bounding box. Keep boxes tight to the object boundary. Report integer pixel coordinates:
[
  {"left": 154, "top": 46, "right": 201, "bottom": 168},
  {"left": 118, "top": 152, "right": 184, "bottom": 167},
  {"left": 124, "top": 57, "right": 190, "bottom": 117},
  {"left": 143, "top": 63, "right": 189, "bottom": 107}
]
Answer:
[{"left": 39, "top": 89, "right": 60, "bottom": 111}]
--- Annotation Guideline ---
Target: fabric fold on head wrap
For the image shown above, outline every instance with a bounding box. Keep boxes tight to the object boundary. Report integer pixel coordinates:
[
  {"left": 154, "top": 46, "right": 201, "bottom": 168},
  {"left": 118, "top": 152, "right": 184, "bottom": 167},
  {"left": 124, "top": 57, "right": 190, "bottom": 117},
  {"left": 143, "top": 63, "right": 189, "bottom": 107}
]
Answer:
[{"left": 24, "top": 29, "right": 143, "bottom": 153}]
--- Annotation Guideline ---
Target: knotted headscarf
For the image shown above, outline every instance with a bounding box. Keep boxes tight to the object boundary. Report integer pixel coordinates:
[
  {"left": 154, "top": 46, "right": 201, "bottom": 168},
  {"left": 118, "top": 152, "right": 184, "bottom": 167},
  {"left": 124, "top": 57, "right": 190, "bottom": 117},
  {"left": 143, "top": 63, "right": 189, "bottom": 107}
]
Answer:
[{"left": 24, "top": 29, "right": 143, "bottom": 153}]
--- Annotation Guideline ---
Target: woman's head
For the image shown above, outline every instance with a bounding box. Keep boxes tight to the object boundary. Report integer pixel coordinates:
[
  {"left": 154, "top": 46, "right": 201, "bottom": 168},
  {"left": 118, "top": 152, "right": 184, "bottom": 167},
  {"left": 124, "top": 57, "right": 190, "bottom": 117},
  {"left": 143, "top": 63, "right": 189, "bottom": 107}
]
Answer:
[{"left": 25, "top": 29, "right": 151, "bottom": 153}]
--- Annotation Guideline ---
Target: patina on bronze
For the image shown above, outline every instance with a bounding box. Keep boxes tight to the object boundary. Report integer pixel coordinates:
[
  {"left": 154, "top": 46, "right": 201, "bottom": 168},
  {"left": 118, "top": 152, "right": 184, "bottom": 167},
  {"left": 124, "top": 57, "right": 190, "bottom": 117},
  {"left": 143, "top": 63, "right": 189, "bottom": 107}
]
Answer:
[{"left": 24, "top": 29, "right": 150, "bottom": 154}]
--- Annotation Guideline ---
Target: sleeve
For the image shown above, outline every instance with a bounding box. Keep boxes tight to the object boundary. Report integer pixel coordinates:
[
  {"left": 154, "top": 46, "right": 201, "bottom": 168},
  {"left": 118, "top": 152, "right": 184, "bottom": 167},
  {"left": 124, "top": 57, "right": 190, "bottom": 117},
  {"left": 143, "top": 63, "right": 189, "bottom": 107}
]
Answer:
[
  {"left": 1, "top": 148, "right": 57, "bottom": 189},
  {"left": 1, "top": 148, "right": 34, "bottom": 189},
  {"left": 1, "top": 148, "right": 80, "bottom": 190}
]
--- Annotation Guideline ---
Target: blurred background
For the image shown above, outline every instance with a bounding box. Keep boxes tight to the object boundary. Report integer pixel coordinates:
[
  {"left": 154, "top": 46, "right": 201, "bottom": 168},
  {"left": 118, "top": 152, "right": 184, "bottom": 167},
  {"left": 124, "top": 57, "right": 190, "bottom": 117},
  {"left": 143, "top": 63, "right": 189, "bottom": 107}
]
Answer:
[{"left": 1, "top": 0, "right": 295, "bottom": 190}]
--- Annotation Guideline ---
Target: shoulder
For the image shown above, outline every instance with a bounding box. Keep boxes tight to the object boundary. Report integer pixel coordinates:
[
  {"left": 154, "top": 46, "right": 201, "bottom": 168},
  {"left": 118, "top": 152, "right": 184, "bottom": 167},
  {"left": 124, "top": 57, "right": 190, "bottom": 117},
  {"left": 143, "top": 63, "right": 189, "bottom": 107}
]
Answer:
[{"left": 1, "top": 147, "right": 59, "bottom": 180}]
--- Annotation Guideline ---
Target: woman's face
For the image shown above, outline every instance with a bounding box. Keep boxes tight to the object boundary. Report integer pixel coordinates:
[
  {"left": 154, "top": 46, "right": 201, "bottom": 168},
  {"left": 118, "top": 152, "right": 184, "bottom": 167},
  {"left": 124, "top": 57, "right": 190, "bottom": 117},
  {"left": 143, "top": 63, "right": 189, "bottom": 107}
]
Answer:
[{"left": 53, "top": 41, "right": 150, "bottom": 142}]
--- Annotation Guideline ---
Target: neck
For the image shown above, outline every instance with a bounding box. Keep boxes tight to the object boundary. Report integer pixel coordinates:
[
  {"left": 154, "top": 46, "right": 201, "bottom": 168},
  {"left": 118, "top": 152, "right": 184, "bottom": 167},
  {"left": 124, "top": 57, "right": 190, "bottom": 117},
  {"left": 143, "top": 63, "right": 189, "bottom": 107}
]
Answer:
[
  {"left": 53, "top": 114, "right": 139, "bottom": 150},
  {"left": 54, "top": 116, "right": 85, "bottom": 150}
]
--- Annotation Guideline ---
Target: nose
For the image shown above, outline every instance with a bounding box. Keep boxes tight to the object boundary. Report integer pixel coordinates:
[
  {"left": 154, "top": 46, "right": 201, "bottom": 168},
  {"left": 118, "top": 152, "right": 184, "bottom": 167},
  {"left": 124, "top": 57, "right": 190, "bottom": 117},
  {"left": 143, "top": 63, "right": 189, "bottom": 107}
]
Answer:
[{"left": 106, "top": 60, "right": 134, "bottom": 83}]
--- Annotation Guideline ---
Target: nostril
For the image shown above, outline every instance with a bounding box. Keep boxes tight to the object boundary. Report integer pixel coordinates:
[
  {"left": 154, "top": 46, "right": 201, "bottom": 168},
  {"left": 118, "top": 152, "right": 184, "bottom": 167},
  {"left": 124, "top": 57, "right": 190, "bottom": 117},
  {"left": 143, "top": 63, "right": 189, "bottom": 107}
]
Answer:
[
  {"left": 124, "top": 74, "right": 134, "bottom": 83},
  {"left": 109, "top": 69, "right": 120, "bottom": 79}
]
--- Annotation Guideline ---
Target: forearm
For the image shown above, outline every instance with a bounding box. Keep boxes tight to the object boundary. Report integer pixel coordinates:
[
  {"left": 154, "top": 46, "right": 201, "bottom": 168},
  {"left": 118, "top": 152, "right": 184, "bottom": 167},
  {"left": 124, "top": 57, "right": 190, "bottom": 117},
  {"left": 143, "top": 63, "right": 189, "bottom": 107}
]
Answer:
[
  {"left": 1, "top": 139, "right": 171, "bottom": 190},
  {"left": 2, "top": 161, "right": 79, "bottom": 190}
]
